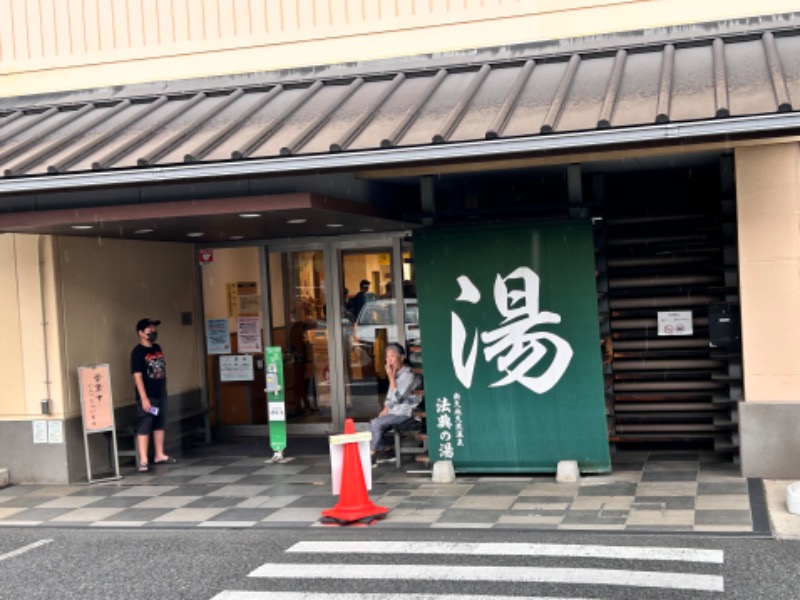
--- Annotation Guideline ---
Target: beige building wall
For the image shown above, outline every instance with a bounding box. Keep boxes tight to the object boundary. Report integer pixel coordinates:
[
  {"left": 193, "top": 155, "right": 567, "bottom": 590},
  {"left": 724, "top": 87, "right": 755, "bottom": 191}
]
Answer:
[
  {"left": 0, "top": 233, "right": 203, "bottom": 483},
  {"left": 735, "top": 143, "right": 800, "bottom": 402},
  {"left": 736, "top": 143, "right": 800, "bottom": 477},
  {"left": 0, "top": 233, "right": 203, "bottom": 420},
  {"left": 0, "top": 235, "right": 65, "bottom": 420},
  {"left": 56, "top": 236, "right": 203, "bottom": 416},
  {"left": 0, "top": 235, "right": 34, "bottom": 419},
  {"left": 201, "top": 245, "right": 262, "bottom": 325},
  {"left": 2, "top": 0, "right": 798, "bottom": 98}
]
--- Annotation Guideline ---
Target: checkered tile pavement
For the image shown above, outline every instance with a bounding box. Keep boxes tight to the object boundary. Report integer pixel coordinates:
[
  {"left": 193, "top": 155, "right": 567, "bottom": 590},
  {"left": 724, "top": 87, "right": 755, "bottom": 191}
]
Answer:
[{"left": 0, "top": 443, "right": 769, "bottom": 534}]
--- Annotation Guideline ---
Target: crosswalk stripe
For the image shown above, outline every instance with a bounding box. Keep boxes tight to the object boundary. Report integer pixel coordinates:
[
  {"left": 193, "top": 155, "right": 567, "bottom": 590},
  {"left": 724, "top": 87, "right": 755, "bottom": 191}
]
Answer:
[
  {"left": 287, "top": 541, "right": 723, "bottom": 563},
  {"left": 213, "top": 593, "right": 596, "bottom": 600},
  {"left": 0, "top": 539, "right": 52, "bottom": 562},
  {"left": 248, "top": 563, "right": 724, "bottom": 592}
]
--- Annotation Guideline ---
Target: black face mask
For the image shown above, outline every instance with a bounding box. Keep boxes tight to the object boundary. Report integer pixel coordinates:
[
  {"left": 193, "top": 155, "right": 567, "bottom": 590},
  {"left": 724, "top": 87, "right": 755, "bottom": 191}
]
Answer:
[{"left": 146, "top": 332, "right": 158, "bottom": 343}]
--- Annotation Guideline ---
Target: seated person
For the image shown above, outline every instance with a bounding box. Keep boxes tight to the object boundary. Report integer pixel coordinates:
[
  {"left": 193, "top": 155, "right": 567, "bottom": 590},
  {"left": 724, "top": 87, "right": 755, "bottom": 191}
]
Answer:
[{"left": 369, "top": 342, "right": 421, "bottom": 466}]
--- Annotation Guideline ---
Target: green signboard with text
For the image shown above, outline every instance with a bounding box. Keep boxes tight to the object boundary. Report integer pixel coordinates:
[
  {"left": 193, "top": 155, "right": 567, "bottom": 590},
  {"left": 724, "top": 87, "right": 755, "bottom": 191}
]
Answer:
[{"left": 414, "top": 221, "right": 610, "bottom": 473}]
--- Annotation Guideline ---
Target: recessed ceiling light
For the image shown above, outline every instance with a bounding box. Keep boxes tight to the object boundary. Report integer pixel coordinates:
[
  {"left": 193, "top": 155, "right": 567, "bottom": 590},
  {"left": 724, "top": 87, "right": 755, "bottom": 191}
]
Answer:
[
  {"left": 134, "top": 229, "right": 154, "bottom": 234},
  {"left": 186, "top": 232, "right": 204, "bottom": 237},
  {"left": 359, "top": 228, "right": 375, "bottom": 233},
  {"left": 71, "top": 225, "right": 93, "bottom": 230},
  {"left": 287, "top": 218, "right": 307, "bottom": 224},
  {"left": 229, "top": 235, "right": 244, "bottom": 240},
  {"left": 239, "top": 213, "right": 261, "bottom": 218},
  {"left": 326, "top": 223, "right": 344, "bottom": 228}
]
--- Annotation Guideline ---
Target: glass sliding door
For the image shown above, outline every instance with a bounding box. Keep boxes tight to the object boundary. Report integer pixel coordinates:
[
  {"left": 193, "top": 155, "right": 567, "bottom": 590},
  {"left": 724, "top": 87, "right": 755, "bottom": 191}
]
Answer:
[
  {"left": 267, "top": 249, "right": 332, "bottom": 428},
  {"left": 266, "top": 234, "right": 410, "bottom": 434},
  {"left": 340, "top": 247, "right": 398, "bottom": 423},
  {"left": 340, "top": 246, "right": 419, "bottom": 422}
]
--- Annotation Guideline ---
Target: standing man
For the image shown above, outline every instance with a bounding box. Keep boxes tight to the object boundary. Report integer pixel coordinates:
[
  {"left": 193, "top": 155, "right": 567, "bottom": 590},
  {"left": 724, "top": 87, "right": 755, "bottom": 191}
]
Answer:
[
  {"left": 349, "top": 279, "right": 371, "bottom": 321},
  {"left": 131, "top": 318, "right": 176, "bottom": 472}
]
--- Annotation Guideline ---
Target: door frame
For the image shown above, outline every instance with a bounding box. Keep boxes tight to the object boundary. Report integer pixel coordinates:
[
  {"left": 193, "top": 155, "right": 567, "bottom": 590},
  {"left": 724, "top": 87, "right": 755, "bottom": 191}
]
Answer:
[{"left": 265, "top": 231, "right": 410, "bottom": 434}]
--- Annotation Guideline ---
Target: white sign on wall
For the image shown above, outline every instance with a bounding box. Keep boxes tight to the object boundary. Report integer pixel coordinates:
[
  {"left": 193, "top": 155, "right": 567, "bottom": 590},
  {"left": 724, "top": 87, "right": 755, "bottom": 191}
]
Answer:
[
  {"left": 48, "top": 420, "right": 64, "bottom": 444},
  {"left": 219, "top": 354, "right": 254, "bottom": 381},
  {"left": 658, "top": 311, "right": 693, "bottom": 336},
  {"left": 32, "top": 420, "right": 47, "bottom": 444},
  {"left": 237, "top": 316, "right": 263, "bottom": 353},
  {"left": 206, "top": 319, "right": 231, "bottom": 354}
]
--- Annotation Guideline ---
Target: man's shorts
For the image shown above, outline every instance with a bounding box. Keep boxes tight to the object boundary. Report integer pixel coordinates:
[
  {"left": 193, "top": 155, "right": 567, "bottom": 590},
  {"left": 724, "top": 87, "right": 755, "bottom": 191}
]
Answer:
[{"left": 136, "top": 400, "right": 166, "bottom": 435}]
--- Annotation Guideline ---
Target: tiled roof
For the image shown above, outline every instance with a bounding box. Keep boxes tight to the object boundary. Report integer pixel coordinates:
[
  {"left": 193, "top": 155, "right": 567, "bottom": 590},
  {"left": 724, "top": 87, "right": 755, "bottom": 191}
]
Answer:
[{"left": 1, "top": 28, "right": 798, "bottom": 179}]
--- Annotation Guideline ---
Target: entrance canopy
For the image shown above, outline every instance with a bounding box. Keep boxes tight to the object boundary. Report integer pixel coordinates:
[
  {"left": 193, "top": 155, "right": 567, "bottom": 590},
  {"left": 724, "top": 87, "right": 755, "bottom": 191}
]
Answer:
[{"left": 0, "top": 192, "right": 412, "bottom": 242}]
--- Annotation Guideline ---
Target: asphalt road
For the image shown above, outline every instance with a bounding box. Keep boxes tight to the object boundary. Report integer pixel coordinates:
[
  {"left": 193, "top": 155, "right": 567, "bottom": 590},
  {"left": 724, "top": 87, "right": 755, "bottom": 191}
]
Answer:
[{"left": 0, "top": 527, "right": 796, "bottom": 599}]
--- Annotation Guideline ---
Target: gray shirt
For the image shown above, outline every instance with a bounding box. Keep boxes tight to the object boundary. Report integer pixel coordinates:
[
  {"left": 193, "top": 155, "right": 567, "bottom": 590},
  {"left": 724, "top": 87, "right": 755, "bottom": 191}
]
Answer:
[{"left": 384, "top": 365, "right": 422, "bottom": 417}]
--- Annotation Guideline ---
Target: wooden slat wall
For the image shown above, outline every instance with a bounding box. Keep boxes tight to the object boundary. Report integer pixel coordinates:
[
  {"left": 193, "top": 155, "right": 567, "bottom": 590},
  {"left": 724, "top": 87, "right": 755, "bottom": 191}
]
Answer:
[{"left": 597, "top": 160, "right": 741, "bottom": 455}]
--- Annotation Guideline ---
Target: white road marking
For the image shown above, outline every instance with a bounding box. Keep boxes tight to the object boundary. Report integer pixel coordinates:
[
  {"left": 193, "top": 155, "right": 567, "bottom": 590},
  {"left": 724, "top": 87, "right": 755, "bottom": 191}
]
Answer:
[
  {"left": 287, "top": 541, "right": 724, "bottom": 564},
  {"left": 248, "top": 563, "right": 724, "bottom": 592},
  {"left": 0, "top": 539, "right": 53, "bottom": 562}
]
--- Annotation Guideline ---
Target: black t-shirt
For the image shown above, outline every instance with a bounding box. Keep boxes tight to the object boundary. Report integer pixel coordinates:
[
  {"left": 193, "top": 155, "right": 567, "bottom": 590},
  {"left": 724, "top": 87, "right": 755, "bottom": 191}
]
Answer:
[{"left": 130, "top": 343, "right": 167, "bottom": 402}]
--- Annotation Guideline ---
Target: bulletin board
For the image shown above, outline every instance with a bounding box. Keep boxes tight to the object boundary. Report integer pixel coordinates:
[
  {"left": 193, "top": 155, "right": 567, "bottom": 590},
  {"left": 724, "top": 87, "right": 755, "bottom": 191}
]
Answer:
[{"left": 78, "top": 364, "right": 121, "bottom": 483}]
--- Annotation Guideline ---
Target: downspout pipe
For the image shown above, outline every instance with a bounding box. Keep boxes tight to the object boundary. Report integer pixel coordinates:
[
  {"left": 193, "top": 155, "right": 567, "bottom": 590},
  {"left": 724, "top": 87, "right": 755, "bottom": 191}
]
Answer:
[{"left": 37, "top": 235, "right": 52, "bottom": 414}]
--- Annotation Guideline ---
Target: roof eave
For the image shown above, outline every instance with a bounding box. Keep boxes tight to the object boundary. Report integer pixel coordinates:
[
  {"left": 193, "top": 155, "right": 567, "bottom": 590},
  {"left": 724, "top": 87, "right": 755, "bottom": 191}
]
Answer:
[{"left": 1, "top": 112, "right": 799, "bottom": 196}]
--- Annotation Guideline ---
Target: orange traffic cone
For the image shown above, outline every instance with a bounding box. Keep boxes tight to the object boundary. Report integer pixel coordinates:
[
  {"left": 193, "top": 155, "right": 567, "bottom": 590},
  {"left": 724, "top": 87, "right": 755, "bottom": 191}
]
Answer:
[{"left": 322, "top": 419, "right": 389, "bottom": 524}]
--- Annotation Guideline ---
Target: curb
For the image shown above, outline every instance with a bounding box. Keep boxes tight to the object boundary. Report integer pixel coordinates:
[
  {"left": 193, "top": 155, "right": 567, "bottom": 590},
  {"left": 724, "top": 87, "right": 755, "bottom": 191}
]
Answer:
[{"left": 764, "top": 480, "right": 800, "bottom": 540}]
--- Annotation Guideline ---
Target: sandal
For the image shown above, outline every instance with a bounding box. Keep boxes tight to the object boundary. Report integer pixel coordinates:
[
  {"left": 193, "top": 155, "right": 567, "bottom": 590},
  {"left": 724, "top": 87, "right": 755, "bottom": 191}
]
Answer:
[
  {"left": 138, "top": 463, "right": 149, "bottom": 473},
  {"left": 153, "top": 456, "right": 177, "bottom": 465}
]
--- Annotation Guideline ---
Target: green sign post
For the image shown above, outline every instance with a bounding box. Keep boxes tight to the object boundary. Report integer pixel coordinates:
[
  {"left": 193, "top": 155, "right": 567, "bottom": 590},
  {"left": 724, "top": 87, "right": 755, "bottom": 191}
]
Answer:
[
  {"left": 265, "top": 346, "right": 287, "bottom": 461},
  {"left": 414, "top": 221, "right": 610, "bottom": 473}
]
